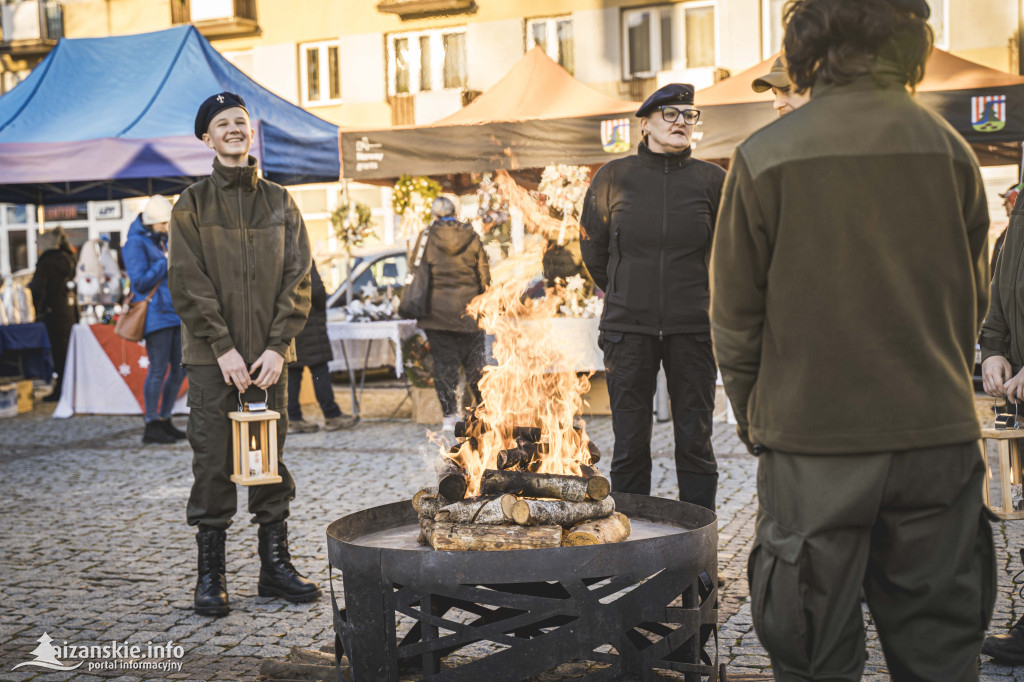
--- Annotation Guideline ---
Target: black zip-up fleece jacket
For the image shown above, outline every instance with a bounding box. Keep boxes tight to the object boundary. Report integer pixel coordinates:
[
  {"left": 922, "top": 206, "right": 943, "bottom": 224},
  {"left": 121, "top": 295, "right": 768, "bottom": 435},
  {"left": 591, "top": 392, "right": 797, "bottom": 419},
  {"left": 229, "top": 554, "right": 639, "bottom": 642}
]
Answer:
[{"left": 580, "top": 143, "right": 726, "bottom": 336}]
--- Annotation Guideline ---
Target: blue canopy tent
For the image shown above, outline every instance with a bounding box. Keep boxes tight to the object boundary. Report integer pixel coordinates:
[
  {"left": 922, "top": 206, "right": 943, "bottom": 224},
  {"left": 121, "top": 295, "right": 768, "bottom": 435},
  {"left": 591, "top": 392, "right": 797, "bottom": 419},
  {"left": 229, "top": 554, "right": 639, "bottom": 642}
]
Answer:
[{"left": 0, "top": 25, "right": 340, "bottom": 204}]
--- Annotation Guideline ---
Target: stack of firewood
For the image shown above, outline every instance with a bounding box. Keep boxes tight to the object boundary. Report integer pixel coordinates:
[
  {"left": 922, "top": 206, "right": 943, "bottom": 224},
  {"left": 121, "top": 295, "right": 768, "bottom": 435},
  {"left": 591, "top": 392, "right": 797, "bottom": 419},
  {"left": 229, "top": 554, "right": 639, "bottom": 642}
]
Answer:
[{"left": 412, "top": 421, "right": 631, "bottom": 551}]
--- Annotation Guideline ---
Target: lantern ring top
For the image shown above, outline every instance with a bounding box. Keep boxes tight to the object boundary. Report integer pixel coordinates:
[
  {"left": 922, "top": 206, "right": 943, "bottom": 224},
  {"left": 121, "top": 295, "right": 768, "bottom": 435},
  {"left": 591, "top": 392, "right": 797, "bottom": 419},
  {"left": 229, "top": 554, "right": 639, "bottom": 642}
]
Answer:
[{"left": 238, "top": 389, "right": 270, "bottom": 413}]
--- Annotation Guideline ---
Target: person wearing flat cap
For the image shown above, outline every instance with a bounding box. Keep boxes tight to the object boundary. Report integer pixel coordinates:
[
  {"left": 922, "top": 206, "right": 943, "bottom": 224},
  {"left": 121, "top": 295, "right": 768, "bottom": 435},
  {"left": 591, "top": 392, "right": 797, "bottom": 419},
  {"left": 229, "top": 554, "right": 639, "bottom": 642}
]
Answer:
[
  {"left": 169, "top": 91, "right": 318, "bottom": 617},
  {"left": 751, "top": 56, "right": 808, "bottom": 117},
  {"left": 713, "top": 0, "right": 993, "bottom": 677},
  {"left": 580, "top": 82, "right": 725, "bottom": 512}
]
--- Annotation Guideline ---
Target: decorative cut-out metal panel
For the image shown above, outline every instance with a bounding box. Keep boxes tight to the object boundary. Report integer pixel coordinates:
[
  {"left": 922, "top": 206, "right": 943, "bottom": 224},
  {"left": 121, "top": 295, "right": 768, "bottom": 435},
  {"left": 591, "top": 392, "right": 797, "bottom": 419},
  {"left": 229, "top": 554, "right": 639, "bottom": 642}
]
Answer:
[{"left": 327, "top": 493, "right": 718, "bottom": 681}]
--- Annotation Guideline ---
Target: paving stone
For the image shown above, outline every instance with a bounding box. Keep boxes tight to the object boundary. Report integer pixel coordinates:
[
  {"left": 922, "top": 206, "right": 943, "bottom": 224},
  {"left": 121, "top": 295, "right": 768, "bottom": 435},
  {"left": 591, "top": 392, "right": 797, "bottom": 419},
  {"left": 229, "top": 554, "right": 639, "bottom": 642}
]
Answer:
[{"left": 5, "top": 394, "right": 1024, "bottom": 679}]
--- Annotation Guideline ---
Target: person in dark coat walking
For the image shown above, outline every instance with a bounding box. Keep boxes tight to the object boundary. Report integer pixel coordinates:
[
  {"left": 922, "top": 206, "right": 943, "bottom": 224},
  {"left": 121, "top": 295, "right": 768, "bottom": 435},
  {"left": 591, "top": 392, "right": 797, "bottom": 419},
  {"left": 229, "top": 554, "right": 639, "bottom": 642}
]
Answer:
[
  {"left": 123, "top": 195, "right": 188, "bottom": 444},
  {"left": 287, "top": 261, "right": 355, "bottom": 433},
  {"left": 29, "top": 227, "right": 79, "bottom": 402},
  {"left": 580, "top": 83, "right": 726, "bottom": 511},
  {"left": 414, "top": 197, "right": 491, "bottom": 431}
]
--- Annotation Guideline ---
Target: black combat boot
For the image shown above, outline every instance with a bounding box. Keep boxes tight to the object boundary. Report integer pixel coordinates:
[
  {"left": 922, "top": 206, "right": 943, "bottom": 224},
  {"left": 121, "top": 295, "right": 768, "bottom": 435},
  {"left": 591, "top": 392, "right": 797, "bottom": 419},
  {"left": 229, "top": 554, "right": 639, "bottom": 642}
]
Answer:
[
  {"left": 194, "top": 528, "right": 229, "bottom": 617},
  {"left": 983, "top": 615, "right": 1024, "bottom": 665},
  {"left": 257, "top": 521, "right": 321, "bottom": 603}
]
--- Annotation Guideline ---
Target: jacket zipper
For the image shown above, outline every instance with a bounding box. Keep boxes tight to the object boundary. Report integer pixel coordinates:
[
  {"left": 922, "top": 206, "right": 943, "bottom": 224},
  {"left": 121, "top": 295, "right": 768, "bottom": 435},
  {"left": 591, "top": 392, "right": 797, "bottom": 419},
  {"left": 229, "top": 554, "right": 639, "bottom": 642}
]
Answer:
[
  {"left": 249, "top": 236, "right": 256, "bottom": 281},
  {"left": 659, "top": 159, "right": 668, "bottom": 341},
  {"left": 239, "top": 184, "right": 250, "bottom": 361}
]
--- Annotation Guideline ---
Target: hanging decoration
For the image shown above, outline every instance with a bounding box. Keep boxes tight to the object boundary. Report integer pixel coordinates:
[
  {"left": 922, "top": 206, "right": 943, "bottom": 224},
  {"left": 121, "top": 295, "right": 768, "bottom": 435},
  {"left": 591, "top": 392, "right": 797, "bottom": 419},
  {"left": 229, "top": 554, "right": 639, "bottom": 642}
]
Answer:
[
  {"left": 331, "top": 200, "right": 374, "bottom": 253},
  {"left": 393, "top": 174, "right": 442, "bottom": 242}
]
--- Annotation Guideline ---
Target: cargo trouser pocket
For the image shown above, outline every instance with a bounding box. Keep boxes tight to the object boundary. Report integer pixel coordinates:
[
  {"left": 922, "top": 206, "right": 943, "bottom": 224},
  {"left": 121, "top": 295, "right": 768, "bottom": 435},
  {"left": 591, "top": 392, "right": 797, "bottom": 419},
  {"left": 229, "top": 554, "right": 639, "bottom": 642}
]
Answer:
[
  {"left": 749, "top": 533, "right": 811, "bottom": 672},
  {"left": 186, "top": 383, "right": 203, "bottom": 408}
]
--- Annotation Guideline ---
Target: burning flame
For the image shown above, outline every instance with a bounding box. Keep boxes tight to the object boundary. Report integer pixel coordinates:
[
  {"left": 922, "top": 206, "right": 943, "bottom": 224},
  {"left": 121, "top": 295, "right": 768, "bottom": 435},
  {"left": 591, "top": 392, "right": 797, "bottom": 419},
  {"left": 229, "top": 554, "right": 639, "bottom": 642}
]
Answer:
[
  {"left": 437, "top": 239, "right": 595, "bottom": 496},
  {"left": 250, "top": 436, "right": 258, "bottom": 450}
]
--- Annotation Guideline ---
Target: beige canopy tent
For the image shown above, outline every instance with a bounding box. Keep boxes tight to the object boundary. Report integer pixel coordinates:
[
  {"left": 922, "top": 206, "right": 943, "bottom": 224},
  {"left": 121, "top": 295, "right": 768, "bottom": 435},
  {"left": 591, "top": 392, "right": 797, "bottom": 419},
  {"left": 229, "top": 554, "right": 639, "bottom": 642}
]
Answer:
[
  {"left": 340, "top": 47, "right": 639, "bottom": 180},
  {"left": 694, "top": 49, "right": 1024, "bottom": 166}
]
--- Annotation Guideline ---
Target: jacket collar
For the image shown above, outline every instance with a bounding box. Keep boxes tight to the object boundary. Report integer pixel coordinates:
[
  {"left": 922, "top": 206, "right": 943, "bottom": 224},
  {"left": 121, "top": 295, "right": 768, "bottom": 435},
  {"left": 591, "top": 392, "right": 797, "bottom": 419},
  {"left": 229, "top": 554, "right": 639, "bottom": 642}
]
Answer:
[
  {"left": 811, "top": 60, "right": 911, "bottom": 101},
  {"left": 637, "top": 141, "right": 693, "bottom": 171},
  {"left": 211, "top": 155, "right": 259, "bottom": 191}
]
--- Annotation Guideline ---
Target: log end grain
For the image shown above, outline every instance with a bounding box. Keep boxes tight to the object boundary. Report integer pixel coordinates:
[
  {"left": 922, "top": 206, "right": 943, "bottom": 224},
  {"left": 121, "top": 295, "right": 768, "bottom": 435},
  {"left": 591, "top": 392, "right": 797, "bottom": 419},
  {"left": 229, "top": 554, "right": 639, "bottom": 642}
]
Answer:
[{"left": 586, "top": 476, "right": 611, "bottom": 501}]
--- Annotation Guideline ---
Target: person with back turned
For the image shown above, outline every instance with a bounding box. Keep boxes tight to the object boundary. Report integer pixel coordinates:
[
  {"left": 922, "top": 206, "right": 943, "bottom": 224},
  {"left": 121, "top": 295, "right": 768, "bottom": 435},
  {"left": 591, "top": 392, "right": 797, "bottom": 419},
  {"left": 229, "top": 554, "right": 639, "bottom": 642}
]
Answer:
[{"left": 712, "top": 0, "right": 994, "bottom": 678}]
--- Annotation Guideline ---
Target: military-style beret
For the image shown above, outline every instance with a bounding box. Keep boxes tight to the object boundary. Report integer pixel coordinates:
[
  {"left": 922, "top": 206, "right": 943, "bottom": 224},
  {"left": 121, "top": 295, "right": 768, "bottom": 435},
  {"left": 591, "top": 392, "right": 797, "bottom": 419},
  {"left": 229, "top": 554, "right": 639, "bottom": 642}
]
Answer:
[
  {"left": 194, "top": 92, "right": 249, "bottom": 139},
  {"left": 635, "top": 83, "right": 695, "bottom": 118}
]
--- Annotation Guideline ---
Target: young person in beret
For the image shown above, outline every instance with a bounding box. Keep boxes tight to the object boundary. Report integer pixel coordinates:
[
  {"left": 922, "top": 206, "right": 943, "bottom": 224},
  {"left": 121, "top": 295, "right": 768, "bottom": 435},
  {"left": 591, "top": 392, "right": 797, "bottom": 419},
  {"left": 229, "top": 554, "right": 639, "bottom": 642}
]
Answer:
[
  {"left": 580, "top": 82, "right": 725, "bottom": 512},
  {"left": 169, "top": 92, "right": 319, "bottom": 617}
]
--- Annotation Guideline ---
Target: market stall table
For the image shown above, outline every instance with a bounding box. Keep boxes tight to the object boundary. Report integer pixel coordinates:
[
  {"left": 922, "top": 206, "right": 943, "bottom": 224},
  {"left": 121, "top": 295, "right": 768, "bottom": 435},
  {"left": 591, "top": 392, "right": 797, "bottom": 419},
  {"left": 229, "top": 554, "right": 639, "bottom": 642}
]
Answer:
[
  {"left": 326, "top": 319, "right": 419, "bottom": 421},
  {"left": 0, "top": 322, "right": 53, "bottom": 380},
  {"left": 53, "top": 322, "right": 187, "bottom": 418}
]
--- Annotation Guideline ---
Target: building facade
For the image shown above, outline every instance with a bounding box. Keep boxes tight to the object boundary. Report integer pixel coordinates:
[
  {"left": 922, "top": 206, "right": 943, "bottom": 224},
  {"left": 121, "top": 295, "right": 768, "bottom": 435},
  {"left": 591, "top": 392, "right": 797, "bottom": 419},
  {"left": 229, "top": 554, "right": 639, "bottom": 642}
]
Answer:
[{"left": 0, "top": 0, "right": 1018, "bottom": 276}]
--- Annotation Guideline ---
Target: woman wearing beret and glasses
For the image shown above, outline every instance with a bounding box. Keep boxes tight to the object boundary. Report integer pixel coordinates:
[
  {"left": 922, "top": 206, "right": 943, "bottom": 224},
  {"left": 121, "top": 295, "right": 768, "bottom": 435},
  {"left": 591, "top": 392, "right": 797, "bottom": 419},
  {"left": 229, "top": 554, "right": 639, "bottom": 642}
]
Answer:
[{"left": 580, "top": 82, "right": 725, "bottom": 513}]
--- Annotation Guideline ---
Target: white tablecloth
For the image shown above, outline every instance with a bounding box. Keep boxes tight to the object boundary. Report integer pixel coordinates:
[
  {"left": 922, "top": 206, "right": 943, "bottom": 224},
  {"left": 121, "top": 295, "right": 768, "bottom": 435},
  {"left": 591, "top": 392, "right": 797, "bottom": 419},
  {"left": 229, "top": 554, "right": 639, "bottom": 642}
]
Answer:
[
  {"left": 326, "top": 319, "right": 420, "bottom": 376},
  {"left": 509, "top": 317, "right": 603, "bottom": 373},
  {"left": 53, "top": 323, "right": 188, "bottom": 418}
]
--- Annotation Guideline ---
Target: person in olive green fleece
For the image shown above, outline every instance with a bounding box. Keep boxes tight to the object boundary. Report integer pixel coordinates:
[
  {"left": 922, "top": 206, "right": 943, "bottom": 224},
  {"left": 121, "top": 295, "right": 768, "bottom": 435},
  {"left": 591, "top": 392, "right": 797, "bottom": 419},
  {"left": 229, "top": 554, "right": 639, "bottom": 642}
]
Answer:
[
  {"left": 169, "top": 92, "right": 318, "bottom": 617},
  {"left": 979, "top": 186, "right": 1024, "bottom": 664},
  {"left": 711, "top": 1, "right": 994, "bottom": 679}
]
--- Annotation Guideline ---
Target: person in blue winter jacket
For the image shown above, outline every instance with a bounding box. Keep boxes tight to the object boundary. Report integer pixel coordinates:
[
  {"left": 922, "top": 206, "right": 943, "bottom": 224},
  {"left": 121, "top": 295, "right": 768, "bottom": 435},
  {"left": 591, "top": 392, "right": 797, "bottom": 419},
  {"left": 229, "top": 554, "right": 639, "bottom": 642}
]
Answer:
[{"left": 123, "top": 195, "right": 187, "bottom": 444}]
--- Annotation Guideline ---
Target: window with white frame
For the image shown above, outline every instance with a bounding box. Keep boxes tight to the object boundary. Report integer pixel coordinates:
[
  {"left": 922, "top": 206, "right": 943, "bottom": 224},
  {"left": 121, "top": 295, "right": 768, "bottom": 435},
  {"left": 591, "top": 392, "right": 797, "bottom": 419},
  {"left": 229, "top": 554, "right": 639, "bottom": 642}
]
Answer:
[
  {"left": 526, "top": 16, "right": 574, "bottom": 74},
  {"left": 300, "top": 41, "right": 341, "bottom": 105},
  {"left": 622, "top": 2, "right": 716, "bottom": 79},
  {"left": 928, "top": 0, "right": 947, "bottom": 49},
  {"left": 388, "top": 28, "right": 467, "bottom": 95},
  {"left": 762, "top": 0, "right": 787, "bottom": 59}
]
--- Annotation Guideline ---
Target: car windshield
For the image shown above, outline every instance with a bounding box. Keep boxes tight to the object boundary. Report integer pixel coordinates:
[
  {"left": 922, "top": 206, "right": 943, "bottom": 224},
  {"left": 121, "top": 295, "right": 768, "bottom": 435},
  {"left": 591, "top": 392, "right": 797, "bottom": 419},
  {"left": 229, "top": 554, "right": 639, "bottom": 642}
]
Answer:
[{"left": 328, "top": 252, "right": 408, "bottom": 307}]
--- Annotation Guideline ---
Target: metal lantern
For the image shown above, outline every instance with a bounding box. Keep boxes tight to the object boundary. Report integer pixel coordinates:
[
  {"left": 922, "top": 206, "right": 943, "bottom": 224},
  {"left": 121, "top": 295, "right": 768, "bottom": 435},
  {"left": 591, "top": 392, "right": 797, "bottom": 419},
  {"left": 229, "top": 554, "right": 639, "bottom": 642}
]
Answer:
[{"left": 229, "top": 390, "right": 282, "bottom": 486}]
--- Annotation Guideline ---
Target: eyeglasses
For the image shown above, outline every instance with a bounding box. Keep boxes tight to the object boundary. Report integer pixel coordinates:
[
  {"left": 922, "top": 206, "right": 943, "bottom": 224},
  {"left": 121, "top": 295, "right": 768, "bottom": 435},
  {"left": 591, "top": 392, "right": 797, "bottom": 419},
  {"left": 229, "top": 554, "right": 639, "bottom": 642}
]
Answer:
[{"left": 660, "top": 106, "right": 701, "bottom": 124}]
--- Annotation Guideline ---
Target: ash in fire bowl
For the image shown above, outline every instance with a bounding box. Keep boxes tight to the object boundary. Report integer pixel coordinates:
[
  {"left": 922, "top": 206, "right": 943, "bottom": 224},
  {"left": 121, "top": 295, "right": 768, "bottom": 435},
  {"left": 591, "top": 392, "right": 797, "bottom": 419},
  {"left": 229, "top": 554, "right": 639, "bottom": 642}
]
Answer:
[{"left": 413, "top": 415, "right": 628, "bottom": 551}]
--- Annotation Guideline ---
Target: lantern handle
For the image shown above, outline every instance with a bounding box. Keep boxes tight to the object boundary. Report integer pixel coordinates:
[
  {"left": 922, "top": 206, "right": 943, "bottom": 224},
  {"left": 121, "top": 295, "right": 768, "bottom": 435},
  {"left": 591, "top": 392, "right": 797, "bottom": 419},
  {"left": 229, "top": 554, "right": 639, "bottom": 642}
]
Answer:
[{"left": 238, "top": 389, "right": 270, "bottom": 413}]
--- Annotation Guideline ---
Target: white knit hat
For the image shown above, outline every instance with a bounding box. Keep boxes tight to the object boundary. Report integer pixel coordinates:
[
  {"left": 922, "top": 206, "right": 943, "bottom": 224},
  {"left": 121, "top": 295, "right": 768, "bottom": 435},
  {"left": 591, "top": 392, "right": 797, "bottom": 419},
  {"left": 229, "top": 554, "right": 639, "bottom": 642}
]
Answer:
[{"left": 142, "top": 195, "right": 172, "bottom": 225}]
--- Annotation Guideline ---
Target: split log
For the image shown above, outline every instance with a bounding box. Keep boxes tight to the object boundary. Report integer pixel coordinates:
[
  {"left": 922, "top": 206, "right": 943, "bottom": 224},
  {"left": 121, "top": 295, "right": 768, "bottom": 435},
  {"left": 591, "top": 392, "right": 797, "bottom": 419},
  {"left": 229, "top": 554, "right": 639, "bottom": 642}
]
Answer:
[
  {"left": 416, "top": 517, "right": 435, "bottom": 546},
  {"left": 453, "top": 422, "right": 546, "bottom": 442},
  {"left": 586, "top": 441, "right": 602, "bottom": 465},
  {"left": 430, "top": 522, "right": 562, "bottom": 551},
  {"left": 414, "top": 494, "right": 445, "bottom": 520},
  {"left": 511, "top": 496, "right": 616, "bottom": 526},
  {"left": 435, "top": 456, "right": 468, "bottom": 501},
  {"left": 579, "top": 464, "right": 601, "bottom": 479},
  {"left": 434, "top": 495, "right": 518, "bottom": 525},
  {"left": 564, "top": 512, "right": 631, "bottom": 546},
  {"left": 479, "top": 469, "right": 610, "bottom": 502},
  {"left": 411, "top": 487, "right": 437, "bottom": 513}
]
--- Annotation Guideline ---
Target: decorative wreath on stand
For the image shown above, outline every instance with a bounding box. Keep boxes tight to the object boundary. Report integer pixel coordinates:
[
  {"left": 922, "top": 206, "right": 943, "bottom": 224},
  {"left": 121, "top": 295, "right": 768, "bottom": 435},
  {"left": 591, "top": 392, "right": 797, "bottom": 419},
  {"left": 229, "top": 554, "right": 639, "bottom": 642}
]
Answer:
[
  {"left": 331, "top": 200, "right": 375, "bottom": 254},
  {"left": 393, "top": 175, "right": 442, "bottom": 241}
]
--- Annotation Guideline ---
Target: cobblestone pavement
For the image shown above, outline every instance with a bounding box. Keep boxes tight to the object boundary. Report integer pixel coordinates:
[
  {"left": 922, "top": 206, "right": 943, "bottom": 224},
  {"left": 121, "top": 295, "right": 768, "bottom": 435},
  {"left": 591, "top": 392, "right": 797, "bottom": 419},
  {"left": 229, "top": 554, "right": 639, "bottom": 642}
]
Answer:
[{"left": 3, "top": 389, "right": 1024, "bottom": 681}]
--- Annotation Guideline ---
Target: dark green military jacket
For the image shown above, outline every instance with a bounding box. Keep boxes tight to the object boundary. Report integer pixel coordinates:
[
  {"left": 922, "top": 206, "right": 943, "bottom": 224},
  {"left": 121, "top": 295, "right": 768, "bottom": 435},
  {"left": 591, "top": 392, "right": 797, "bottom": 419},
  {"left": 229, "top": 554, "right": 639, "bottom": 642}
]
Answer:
[
  {"left": 711, "top": 66, "right": 989, "bottom": 454},
  {"left": 981, "top": 191, "right": 1024, "bottom": 369},
  {"left": 169, "top": 156, "right": 312, "bottom": 366}
]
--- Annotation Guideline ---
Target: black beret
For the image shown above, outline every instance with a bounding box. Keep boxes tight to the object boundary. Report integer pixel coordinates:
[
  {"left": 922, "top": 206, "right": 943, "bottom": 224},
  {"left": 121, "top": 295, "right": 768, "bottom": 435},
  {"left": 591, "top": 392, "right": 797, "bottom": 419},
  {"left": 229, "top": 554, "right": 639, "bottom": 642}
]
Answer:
[
  {"left": 889, "top": 0, "right": 930, "bottom": 18},
  {"left": 194, "top": 92, "right": 249, "bottom": 139},
  {"left": 635, "top": 83, "right": 695, "bottom": 118}
]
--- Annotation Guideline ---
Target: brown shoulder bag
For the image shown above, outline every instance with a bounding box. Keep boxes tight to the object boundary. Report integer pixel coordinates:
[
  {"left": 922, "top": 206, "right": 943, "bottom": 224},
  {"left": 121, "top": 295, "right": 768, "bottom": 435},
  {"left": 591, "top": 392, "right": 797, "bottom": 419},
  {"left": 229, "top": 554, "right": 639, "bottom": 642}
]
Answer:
[{"left": 114, "top": 283, "right": 160, "bottom": 342}]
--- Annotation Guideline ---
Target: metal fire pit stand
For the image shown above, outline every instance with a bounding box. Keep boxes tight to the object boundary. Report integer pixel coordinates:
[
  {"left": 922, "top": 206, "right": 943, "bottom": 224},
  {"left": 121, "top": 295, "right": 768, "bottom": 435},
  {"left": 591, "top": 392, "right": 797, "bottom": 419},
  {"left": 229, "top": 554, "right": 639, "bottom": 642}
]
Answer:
[{"left": 326, "top": 493, "right": 719, "bottom": 681}]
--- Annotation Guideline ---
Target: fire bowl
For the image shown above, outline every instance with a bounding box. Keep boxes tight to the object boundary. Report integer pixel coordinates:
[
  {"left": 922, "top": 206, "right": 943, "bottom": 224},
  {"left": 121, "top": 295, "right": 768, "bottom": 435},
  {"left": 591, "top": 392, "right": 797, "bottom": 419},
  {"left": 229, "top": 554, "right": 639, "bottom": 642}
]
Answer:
[{"left": 326, "top": 492, "right": 719, "bottom": 681}]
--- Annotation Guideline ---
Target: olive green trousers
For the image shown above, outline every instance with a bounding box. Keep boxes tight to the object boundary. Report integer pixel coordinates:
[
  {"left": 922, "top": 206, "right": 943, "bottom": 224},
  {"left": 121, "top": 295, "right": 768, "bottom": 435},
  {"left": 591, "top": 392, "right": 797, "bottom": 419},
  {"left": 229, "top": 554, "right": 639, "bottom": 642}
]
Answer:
[
  {"left": 750, "top": 442, "right": 995, "bottom": 681},
  {"left": 184, "top": 364, "right": 295, "bottom": 530}
]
